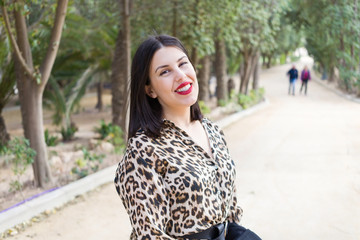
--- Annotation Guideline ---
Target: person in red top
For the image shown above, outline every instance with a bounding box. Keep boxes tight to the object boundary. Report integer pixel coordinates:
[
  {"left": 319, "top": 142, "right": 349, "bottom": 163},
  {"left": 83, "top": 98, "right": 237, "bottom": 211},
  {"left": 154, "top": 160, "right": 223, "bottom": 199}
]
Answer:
[{"left": 300, "top": 66, "right": 311, "bottom": 95}]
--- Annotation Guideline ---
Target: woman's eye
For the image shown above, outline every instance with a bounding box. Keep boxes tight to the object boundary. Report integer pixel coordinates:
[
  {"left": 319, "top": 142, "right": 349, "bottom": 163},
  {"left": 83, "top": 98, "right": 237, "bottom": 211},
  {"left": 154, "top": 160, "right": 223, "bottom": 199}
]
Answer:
[
  {"left": 160, "top": 70, "right": 169, "bottom": 76},
  {"left": 179, "top": 62, "right": 188, "bottom": 67}
]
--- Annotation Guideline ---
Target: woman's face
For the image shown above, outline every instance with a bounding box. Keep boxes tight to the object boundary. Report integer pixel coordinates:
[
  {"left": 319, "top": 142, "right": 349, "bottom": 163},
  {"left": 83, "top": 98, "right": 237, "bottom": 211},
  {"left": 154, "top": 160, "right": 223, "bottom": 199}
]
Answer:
[{"left": 147, "top": 46, "right": 198, "bottom": 115}]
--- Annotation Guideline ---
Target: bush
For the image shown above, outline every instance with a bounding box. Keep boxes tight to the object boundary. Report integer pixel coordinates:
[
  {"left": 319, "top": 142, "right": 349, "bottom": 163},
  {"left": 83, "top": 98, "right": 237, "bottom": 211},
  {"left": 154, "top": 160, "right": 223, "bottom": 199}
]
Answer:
[
  {"left": 94, "top": 120, "right": 125, "bottom": 154},
  {"left": 44, "top": 129, "right": 59, "bottom": 146},
  {"left": 71, "top": 147, "right": 105, "bottom": 179},
  {"left": 198, "top": 100, "right": 211, "bottom": 115},
  {"left": 217, "top": 99, "right": 227, "bottom": 107},
  {"left": 1, "top": 137, "right": 36, "bottom": 192},
  {"left": 94, "top": 120, "right": 112, "bottom": 140},
  {"left": 237, "top": 94, "right": 252, "bottom": 109},
  {"left": 61, "top": 123, "right": 78, "bottom": 141},
  {"left": 237, "top": 88, "right": 265, "bottom": 109}
]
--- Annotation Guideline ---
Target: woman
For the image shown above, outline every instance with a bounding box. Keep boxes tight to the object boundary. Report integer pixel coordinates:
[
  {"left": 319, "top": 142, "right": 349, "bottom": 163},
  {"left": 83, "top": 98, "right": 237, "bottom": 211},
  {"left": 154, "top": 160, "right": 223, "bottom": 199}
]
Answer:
[
  {"left": 114, "top": 35, "right": 261, "bottom": 240},
  {"left": 300, "top": 65, "right": 311, "bottom": 95}
]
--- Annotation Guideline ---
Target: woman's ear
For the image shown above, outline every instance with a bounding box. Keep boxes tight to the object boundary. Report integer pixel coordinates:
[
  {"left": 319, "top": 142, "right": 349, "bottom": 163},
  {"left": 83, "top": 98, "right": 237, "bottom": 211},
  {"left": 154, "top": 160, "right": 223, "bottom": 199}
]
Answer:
[{"left": 145, "top": 85, "right": 157, "bottom": 98}]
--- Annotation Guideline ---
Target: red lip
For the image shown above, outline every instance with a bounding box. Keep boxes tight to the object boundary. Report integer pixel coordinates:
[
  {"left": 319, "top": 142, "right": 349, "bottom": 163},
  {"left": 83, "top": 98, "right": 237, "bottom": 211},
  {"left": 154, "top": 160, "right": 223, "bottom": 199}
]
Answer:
[
  {"left": 176, "top": 84, "right": 192, "bottom": 95},
  {"left": 175, "top": 82, "right": 192, "bottom": 91}
]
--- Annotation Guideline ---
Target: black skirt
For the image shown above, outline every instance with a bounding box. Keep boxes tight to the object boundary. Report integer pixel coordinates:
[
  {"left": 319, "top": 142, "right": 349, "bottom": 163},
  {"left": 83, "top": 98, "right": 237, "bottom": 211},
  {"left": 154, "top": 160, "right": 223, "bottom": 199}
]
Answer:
[{"left": 182, "top": 222, "right": 261, "bottom": 240}]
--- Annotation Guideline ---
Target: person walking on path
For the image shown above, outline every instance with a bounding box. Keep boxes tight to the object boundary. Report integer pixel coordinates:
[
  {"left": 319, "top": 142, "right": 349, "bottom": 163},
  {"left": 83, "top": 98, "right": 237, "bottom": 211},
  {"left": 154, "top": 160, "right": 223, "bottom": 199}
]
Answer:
[
  {"left": 287, "top": 64, "right": 298, "bottom": 95},
  {"left": 114, "top": 35, "right": 261, "bottom": 240},
  {"left": 300, "top": 66, "right": 311, "bottom": 95}
]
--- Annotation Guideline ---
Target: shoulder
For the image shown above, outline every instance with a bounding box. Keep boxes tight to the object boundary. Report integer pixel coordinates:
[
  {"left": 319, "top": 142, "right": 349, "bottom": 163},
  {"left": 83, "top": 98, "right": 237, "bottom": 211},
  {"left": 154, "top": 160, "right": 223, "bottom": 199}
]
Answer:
[
  {"left": 202, "top": 118, "right": 225, "bottom": 137},
  {"left": 122, "top": 129, "right": 168, "bottom": 173},
  {"left": 114, "top": 130, "right": 167, "bottom": 193},
  {"left": 127, "top": 129, "right": 153, "bottom": 150}
]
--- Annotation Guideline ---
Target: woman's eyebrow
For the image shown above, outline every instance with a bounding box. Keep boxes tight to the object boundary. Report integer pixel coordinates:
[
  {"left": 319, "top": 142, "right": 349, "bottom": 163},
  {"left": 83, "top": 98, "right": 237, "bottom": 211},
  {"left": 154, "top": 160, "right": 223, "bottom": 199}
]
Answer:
[
  {"left": 155, "top": 64, "right": 168, "bottom": 73},
  {"left": 177, "top": 55, "right": 187, "bottom": 62},
  {"left": 155, "top": 55, "right": 187, "bottom": 73}
]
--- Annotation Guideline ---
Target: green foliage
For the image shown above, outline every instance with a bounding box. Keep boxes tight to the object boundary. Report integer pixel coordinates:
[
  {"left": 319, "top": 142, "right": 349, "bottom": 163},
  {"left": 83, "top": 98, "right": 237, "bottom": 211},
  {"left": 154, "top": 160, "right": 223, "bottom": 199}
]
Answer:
[
  {"left": 289, "top": 0, "right": 360, "bottom": 93},
  {"left": 44, "top": 66, "right": 94, "bottom": 141},
  {"left": 110, "top": 126, "right": 125, "bottom": 154},
  {"left": 237, "top": 94, "right": 252, "bottom": 109},
  {"left": 94, "top": 120, "right": 113, "bottom": 140},
  {"left": 217, "top": 99, "right": 227, "bottom": 107},
  {"left": 44, "top": 129, "right": 58, "bottom": 146},
  {"left": 43, "top": 5, "right": 115, "bottom": 140},
  {"left": 237, "top": 88, "right": 265, "bottom": 109},
  {"left": 71, "top": 147, "right": 105, "bottom": 179},
  {"left": 94, "top": 120, "right": 125, "bottom": 154},
  {"left": 0, "top": 137, "right": 36, "bottom": 192},
  {"left": 198, "top": 100, "right": 211, "bottom": 115},
  {"left": 61, "top": 123, "right": 78, "bottom": 142}
]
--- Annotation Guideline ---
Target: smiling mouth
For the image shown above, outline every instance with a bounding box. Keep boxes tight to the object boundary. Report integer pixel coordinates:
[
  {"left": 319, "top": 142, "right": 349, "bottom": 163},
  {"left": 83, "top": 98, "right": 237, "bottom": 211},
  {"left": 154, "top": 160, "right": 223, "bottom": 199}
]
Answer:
[{"left": 175, "top": 82, "right": 192, "bottom": 93}]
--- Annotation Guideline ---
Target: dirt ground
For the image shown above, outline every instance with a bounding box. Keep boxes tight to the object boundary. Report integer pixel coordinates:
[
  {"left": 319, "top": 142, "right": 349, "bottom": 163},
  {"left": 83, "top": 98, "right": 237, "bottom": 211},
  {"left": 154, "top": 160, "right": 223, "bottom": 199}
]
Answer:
[
  {"left": 0, "top": 93, "right": 116, "bottom": 211},
  {"left": 2, "top": 58, "right": 360, "bottom": 240}
]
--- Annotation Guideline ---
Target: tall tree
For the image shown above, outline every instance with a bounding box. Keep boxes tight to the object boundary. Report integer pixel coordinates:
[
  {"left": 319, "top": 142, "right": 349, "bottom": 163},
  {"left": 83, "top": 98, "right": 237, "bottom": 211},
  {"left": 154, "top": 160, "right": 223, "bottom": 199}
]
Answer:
[
  {"left": 1, "top": 0, "right": 68, "bottom": 187},
  {"left": 238, "top": 0, "right": 279, "bottom": 94},
  {"left": 215, "top": 38, "right": 228, "bottom": 104},
  {"left": 111, "top": 0, "right": 131, "bottom": 136},
  {"left": 198, "top": 55, "right": 211, "bottom": 102}
]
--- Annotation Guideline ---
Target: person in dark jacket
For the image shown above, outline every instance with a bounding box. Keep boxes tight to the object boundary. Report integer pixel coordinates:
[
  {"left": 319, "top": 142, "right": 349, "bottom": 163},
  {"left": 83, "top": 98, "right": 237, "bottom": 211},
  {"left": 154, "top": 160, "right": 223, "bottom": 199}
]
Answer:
[
  {"left": 300, "top": 66, "right": 311, "bottom": 95},
  {"left": 287, "top": 65, "right": 298, "bottom": 95}
]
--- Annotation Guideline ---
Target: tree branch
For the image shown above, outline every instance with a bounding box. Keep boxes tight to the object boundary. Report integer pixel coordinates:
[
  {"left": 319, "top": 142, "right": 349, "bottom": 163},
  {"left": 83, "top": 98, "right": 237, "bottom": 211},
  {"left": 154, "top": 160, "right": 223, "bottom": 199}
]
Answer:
[
  {"left": 1, "top": 5, "right": 34, "bottom": 79},
  {"left": 39, "top": 0, "right": 69, "bottom": 90}
]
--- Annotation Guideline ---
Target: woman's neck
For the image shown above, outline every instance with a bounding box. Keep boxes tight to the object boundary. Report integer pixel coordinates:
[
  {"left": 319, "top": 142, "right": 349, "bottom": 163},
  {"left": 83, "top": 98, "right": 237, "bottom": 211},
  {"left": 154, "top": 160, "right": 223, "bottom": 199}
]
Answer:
[{"left": 163, "top": 107, "right": 193, "bottom": 129}]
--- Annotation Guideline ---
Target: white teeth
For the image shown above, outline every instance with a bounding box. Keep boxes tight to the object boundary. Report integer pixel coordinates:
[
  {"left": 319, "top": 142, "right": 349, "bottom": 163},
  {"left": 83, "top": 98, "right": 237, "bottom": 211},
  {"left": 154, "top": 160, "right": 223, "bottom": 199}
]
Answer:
[{"left": 176, "top": 84, "right": 191, "bottom": 92}]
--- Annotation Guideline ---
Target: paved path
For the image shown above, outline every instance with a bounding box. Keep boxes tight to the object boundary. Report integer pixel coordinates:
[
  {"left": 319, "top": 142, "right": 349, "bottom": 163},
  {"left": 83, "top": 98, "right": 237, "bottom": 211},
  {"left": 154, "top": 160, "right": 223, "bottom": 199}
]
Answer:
[{"left": 10, "top": 59, "right": 360, "bottom": 240}]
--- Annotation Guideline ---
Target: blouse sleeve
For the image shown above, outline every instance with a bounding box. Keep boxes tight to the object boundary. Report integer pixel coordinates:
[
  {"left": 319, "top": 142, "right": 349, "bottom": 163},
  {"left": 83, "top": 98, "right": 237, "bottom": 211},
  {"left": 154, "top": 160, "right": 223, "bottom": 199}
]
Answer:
[
  {"left": 114, "top": 139, "right": 176, "bottom": 240},
  {"left": 226, "top": 183, "right": 244, "bottom": 224}
]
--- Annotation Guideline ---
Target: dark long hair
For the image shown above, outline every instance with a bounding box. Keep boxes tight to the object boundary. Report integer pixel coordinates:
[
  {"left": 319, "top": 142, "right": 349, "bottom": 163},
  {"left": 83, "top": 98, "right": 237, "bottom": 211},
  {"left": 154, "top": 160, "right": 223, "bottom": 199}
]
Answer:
[{"left": 128, "top": 35, "right": 203, "bottom": 139}]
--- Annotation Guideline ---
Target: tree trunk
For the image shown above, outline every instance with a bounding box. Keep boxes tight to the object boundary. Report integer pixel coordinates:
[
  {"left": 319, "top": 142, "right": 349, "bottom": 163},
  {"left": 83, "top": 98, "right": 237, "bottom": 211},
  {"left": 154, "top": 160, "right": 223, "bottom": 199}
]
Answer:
[
  {"left": 266, "top": 55, "right": 272, "bottom": 69},
  {"left": 215, "top": 39, "right": 227, "bottom": 105},
  {"left": 191, "top": 47, "right": 199, "bottom": 69},
  {"left": 95, "top": 80, "right": 103, "bottom": 111},
  {"left": 8, "top": 0, "right": 69, "bottom": 187},
  {"left": 111, "top": 0, "right": 131, "bottom": 136},
  {"left": 14, "top": 9, "right": 52, "bottom": 187},
  {"left": 198, "top": 55, "right": 211, "bottom": 102},
  {"left": 262, "top": 54, "right": 266, "bottom": 67},
  {"left": 252, "top": 51, "right": 261, "bottom": 90},
  {"left": 111, "top": 30, "right": 124, "bottom": 127},
  {"left": 0, "top": 115, "right": 10, "bottom": 146},
  {"left": 328, "top": 67, "right": 335, "bottom": 83},
  {"left": 239, "top": 50, "right": 258, "bottom": 95},
  {"left": 239, "top": 62, "right": 244, "bottom": 83}
]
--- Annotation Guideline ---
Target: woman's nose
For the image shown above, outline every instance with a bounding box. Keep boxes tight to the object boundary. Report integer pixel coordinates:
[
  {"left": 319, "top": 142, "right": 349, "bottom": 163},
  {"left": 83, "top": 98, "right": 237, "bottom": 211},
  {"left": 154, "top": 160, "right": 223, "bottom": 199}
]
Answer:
[{"left": 174, "top": 67, "right": 187, "bottom": 81}]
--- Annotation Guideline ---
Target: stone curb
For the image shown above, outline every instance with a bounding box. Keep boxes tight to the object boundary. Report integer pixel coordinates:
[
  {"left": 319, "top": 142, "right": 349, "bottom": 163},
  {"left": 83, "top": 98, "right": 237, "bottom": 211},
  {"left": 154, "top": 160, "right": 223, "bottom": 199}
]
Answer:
[
  {"left": 0, "top": 165, "right": 117, "bottom": 234},
  {"left": 216, "top": 99, "right": 269, "bottom": 129},
  {"left": 0, "top": 99, "right": 269, "bottom": 234}
]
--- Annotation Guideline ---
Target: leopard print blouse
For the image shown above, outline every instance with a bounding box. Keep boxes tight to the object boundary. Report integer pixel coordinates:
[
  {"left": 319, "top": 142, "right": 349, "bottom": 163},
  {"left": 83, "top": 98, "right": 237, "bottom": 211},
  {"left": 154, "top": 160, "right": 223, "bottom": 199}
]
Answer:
[{"left": 114, "top": 118, "right": 243, "bottom": 239}]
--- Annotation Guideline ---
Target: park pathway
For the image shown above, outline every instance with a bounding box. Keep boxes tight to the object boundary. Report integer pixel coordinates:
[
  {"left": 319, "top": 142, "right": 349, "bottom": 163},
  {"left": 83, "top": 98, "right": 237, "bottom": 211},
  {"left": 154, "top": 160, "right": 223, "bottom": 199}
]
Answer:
[{"left": 10, "top": 57, "right": 360, "bottom": 240}]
